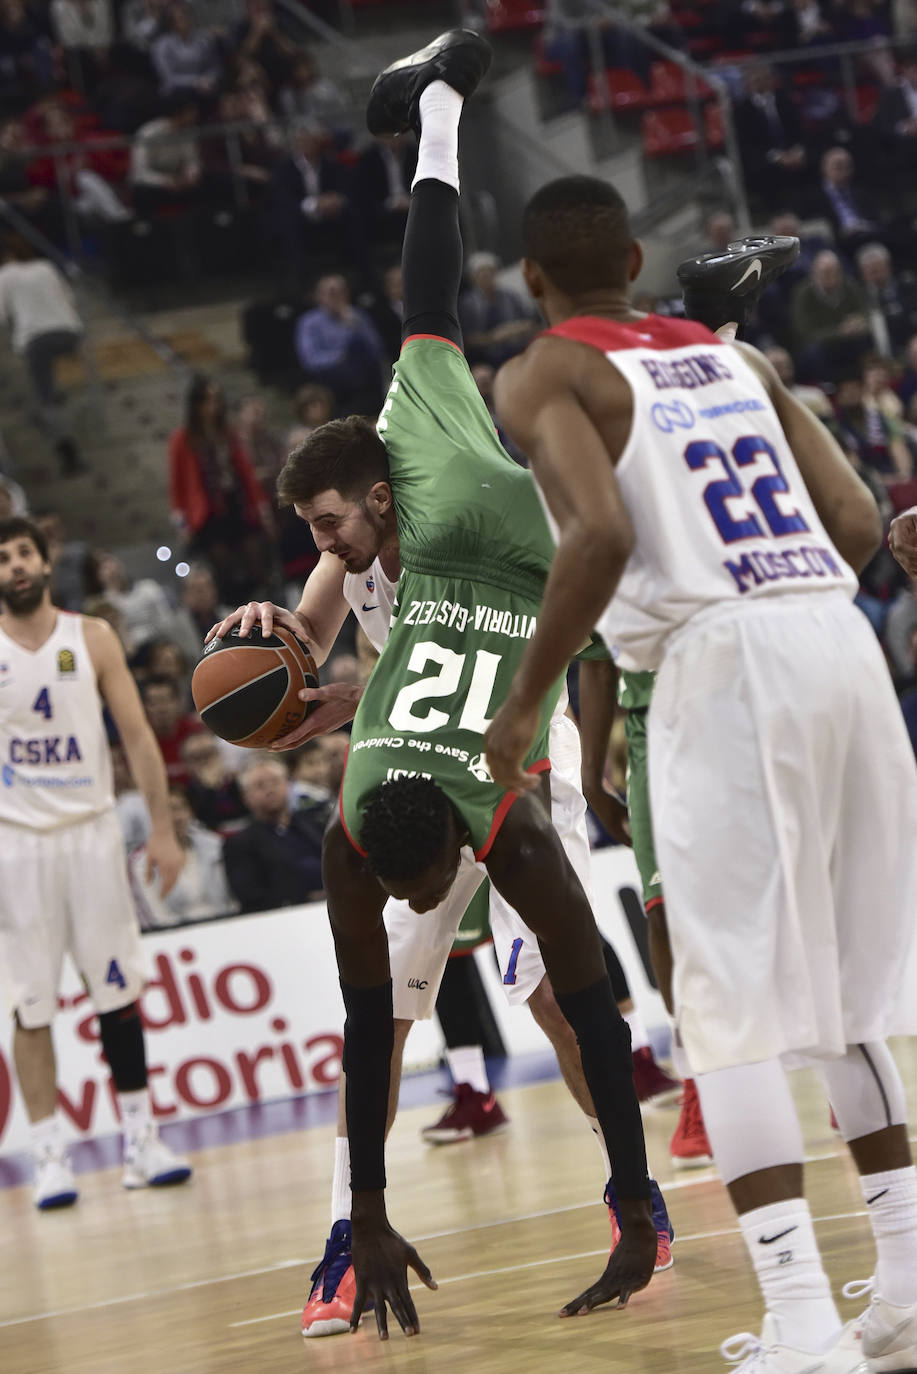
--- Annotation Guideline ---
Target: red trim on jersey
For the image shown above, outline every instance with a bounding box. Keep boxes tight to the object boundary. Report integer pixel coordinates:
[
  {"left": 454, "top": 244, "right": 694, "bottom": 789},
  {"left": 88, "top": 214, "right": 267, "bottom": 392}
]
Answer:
[
  {"left": 542, "top": 313, "right": 717, "bottom": 354},
  {"left": 645, "top": 894, "right": 665, "bottom": 914},
  {"left": 401, "top": 333, "right": 463, "bottom": 353},
  {"left": 474, "top": 758, "right": 552, "bottom": 863}
]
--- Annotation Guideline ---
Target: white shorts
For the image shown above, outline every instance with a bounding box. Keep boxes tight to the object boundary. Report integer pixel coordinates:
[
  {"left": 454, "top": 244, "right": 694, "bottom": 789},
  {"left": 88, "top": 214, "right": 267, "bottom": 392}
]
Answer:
[
  {"left": 387, "top": 710, "right": 594, "bottom": 1020},
  {"left": 648, "top": 592, "right": 917, "bottom": 1076},
  {"left": 0, "top": 810, "right": 146, "bottom": 1029}
]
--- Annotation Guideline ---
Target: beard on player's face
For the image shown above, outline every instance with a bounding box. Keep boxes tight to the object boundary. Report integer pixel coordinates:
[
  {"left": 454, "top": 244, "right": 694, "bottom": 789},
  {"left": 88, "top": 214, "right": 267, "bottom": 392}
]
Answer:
[{"left": 0, "top": 567, "right": 50, "bottom": 616}]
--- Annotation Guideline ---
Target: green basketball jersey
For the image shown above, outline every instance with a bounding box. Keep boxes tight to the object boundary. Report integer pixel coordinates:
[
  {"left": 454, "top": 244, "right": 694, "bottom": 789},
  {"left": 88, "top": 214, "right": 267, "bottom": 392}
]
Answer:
[
  {"left": 618, "top": 668, "right": 656, "bottom": 712},
  {"left": 341, "top": 338, "right": 563, "bottom": 857}
]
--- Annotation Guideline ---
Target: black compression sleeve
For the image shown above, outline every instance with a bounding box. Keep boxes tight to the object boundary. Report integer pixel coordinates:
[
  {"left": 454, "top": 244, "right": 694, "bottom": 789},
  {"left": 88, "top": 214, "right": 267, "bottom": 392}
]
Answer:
[
  {"left": 554, "top": 977, "right": 650, "bottom": 1199},
  {"left": 98, "top": 1002, "right": 147, "bottom": 1093},
  {"left": 341, "top": 979, "right": 395, "bottom": 1191},
  {"left": 601, "top": 936, "right": 631, "bottom": 1005},
  {"left": 401, "top": 178, "right": 464, "bottom": 348}
]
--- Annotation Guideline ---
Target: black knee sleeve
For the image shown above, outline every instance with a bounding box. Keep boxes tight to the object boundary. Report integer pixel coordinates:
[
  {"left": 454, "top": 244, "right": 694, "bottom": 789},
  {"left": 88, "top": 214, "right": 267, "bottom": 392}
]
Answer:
[
  {"left": 97, "top": 1002, "right": 147, "bottom": 1094},
  {"left": 555, "top": 977, "right": 649, "bottom": 1199},
  {"left": 601, "top": 936, "right": 631, "bottom": 1004},
  {"left": 401, "top": 179, "right": 464, "bottom": 348}
]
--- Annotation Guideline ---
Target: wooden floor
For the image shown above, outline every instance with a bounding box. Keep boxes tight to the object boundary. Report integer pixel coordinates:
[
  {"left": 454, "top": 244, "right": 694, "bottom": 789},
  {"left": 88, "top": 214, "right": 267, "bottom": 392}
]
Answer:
[{"left": 2, "top": 1041, "right": 916, "bottom": 1374}]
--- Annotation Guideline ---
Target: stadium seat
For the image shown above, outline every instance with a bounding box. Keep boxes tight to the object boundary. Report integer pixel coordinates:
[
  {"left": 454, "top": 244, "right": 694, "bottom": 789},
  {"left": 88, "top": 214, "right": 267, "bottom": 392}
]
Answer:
[
  {"left": 588, "top": 66, "right": 649, "bottom": 113},
  {"left": 647, "top": 61, "right": 715, "bottom": 105},
  {"left": 704, "top": 100, "right": 725, "bottom": 148},
  {"left": 483, "top": 0, "right": 545, "bottom": 32},
  {"left": 641, "top": 108, "right": 699, "bottom": 156},
  {"left": 853, "top": 83, "right": 879, "bottom": 123},
  {"left": 533, "top": 32, "right": 563, "bottom": 77}
]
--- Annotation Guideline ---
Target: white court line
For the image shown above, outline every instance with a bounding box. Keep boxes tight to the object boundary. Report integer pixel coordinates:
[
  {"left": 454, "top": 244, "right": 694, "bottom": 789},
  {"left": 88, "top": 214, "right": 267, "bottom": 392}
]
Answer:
[
  {"left": 228, "top": 1209, "right": 870, "bottom": 1329},
  {"left": 0, "top": 1258, "right": 305, "bottom": 1331}
]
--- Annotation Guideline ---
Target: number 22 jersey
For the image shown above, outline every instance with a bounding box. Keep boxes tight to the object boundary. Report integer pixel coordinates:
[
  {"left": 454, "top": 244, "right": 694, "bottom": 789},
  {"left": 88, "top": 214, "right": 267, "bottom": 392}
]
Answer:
[
  {"left": 0, "top": 612, "right": 114, "bottom": 830},
  {"left": 541, "top": 315, "right": 858, "bottom": 672}
]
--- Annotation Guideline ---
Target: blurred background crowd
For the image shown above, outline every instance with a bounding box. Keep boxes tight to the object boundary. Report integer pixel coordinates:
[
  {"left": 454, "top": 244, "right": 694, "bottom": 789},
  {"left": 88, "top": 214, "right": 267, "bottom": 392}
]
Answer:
[{"left": 1, "top": 0, "right": 916, "bottom": 933}]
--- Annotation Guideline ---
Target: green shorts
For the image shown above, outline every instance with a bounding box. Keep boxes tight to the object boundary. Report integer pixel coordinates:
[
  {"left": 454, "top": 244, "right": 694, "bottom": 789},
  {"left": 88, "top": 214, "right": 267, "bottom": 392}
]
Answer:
[
  {"left": 450, "top": 881, "right": 492, "bottom": 954},
  {"left": 341, "top": 567, "right": 563, "bottom": 858},
  {"left": 624, "top": 706, "right": 663, "bottom": 911}
]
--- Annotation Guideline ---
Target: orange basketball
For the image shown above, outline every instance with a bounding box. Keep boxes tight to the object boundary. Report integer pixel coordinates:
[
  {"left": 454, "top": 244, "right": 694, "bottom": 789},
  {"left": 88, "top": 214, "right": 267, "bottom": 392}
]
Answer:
[{"left": 191, "top": 624, "right": 319, "bottom": 749}]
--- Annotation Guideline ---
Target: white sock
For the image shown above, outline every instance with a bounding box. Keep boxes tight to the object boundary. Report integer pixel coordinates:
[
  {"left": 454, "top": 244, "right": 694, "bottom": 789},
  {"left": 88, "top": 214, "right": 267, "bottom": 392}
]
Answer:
[
  {"left": 624, "top": 1009, "right": 650, "bottom": 1053},
  {"left": 29, "top": 1113, "right": 64, "bottom": 1156},
  {"left": 739, "top": 1199, "right": 840, "bottom": 1353},
  {"left": 860, "top": 1166, "right": 917, "bottom": 1306},
  {"left": 118, "top": 1089, "right": 151, "bottom": 1144},
  {"left": 445, "top": 1045, "right": 489, "bottom": 1095},
  {"left": 412, "top": 81, "right": 463, "bottom": 192},
  {"left": 331, "top": 1135, "right": 352, "bottom": 1226}
]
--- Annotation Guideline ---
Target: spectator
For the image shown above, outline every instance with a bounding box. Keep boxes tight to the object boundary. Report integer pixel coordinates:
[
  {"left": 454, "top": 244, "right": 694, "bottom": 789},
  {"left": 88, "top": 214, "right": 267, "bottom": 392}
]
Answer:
[
  {"left": 294, "top": 273, "right": 386, "bottom": 413},
  {"left": 733, "top": 64, "right": 807, "bottom": 208},
  {"left": 180, "top": 731, "right": 249, "bottom": 834},
  {"left": 459, "top": 252, "right": 537, "bottom": 368},
  {"left": 899, "top": 333, "right": 917, "bottom": 419},
  {"left": 833, "top": 373, "right": 913, "bottom": 482},
  {"left": 129, "top": 92, "right": 201, "bottom": 216},
  {"left": 288, "top": 735, "right": 334, "bottom": 802},
  {"left": 140, "top": 672, "right": 203, "bottom": 785},
  {"left": 33, "top": 510, "right": 90, "bottom": 608},
  {"left": 202, "top": 84, "right": 280, "bottom": 203},
  {"left": 30, "top": 102, "right": 132, "bottom": 225},
  {"left": 264, "top": 119, "right": 353, "bottom": 286},
  {"left": 170, "top": 561, "right": 228, "bottom": 661},
  {"left": 286, "top": 380, "right": 334, "bottom": 448},
  {"left": 763, "top": 345, "right": 834, "bottom": 418},
  {"left": 885, "top": 580, "right": 917, "bottom": 684},
  {"left": 784, "top": 0, "right": 836, "bottom": 44},
  {"left": 131, "top": 787, "right": 237, "bottom": 927},
  {"left": 120, "top": 0, "right": 169, "bottom": 49},
  {"left": 278, "top": 49, "right": 347, "bottom": 127},
  {"left": 878, "top": 50, "right": 917, "bottom": 166},
  {"left": 50, "top": 0, "right": 113, "bottom": 90},
  {"left": 862, "top": 354, "right": 907, "bottom": 427},
  {"left": 0, "top": 235, "right": 85, "bottom": 476},
  {"left": 223, "top": 755, "right": 326, "bottom": 911},
  {"left": 705, "top": 210, "right": 737, "bottom": 255},
  {"left": 791, "top": 249, "right": 872, "bottom": 379},
  {"left": 112, "top": 741, "right": 150, "bottom": 853},
  {"left": 0, "top": 118, "right": 61, "bottom": 243},
  {"left": 0, "top": 0, "right": 52, "bottom": 114},
  {"left": 232, "top": 0, "right": 296, "bottom": 94},
  {"left": 811, "top": 147, "right": 883, "bottom": 256},
  {"left": 89, "top": 550, "right": 174, "bottom": 651},
  {"left": 355, "top": 134, "right": 416, "bottom": 257},
  {"left": 82, "top": 593, "right": 127, "bottom": 644},
  {"left": 366, "top": 262, "right": 404, "bottom": 365},
  {"left": 168, "top": 372, "right": 273, "bottom": 603},
  {"left": 857, "top": 242, "right": 917, "bottom": 357},
  {"left": 146, "top": 637, "right": 191, "bottom": 702},
  {"left": 150, "top": 2, "right": 220, "bottom": 98},
  {"left": 233, "top": 393, "right": 286, "bottom": 491}
]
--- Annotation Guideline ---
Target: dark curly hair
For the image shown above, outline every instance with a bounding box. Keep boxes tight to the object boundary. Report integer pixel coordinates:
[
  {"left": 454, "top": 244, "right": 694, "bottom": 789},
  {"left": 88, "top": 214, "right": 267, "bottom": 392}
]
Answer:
[
  {"left": 523, "top": 174, "right": 632, "bottom": 295},
  {"left": 361, "top": 777, "right": 454, "bottom": 881}
]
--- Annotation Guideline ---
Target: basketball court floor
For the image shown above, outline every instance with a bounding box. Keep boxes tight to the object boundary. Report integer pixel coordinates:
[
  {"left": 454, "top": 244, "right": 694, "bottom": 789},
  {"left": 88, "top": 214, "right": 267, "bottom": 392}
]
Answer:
[{"left": 2, "top": 1039, "right": 916, "bottom": 1374}]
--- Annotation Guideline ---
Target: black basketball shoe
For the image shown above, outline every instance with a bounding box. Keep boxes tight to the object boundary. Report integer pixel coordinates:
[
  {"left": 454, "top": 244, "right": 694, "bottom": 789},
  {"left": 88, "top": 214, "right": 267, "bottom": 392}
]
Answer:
[
  {"left": 676, "top": 234, "right": 800, "bottom": 334},
  {"left": 366, "top": 29, "right": 493, "bottom": 138}
]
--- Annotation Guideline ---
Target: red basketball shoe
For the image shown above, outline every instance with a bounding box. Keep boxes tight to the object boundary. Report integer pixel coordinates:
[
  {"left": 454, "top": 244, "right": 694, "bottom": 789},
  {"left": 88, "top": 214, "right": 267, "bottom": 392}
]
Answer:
[
  {"left": 670, "top": 1078, "right": 714, "bottom": 1169},
  {"left": 632, "top": 1045, "right": 682, "bottom": 1107},
  {"left": 420, "top": 1083, "right": 509, "bottom": 1144}
]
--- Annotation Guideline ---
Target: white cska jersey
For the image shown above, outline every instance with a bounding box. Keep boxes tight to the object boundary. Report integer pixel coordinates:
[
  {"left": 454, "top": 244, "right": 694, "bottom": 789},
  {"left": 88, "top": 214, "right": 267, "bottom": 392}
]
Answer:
[
  {"left": 0, "top": 613, "right": 115, "bottom": 830},
  {"left": 541, "top": 315, "right": 858, "bottom": 672},
  {"left": 342, "top": 559, "right": 398, "bottom": 654}
]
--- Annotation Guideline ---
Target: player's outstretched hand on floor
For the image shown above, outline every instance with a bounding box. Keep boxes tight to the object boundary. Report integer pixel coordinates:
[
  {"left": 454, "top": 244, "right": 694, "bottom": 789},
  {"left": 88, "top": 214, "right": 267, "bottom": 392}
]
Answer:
[
  {"left": 559, "top": 1203, "right": 657, "bottom": 1319},
  {"left": 351, "top": 1217, "right": 437, "bottom": 1340},
  {"left": 270, "top": 682, "right": 363, "bottom": 750},
  {"left": 889, "top": 506, "right": 917, "bottom": 579},
  {"left": 484, "top": 696, "right": 541, "bottom": 794},
  {"left": 205, "top": 601, "right": 305, "bottom": 645}
]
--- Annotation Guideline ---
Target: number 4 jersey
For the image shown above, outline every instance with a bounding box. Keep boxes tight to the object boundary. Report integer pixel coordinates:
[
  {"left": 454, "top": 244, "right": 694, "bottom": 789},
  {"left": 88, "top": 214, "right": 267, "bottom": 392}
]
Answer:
[
  {"left": 0, "top": 612, "right": 115, "bottom": 829},
  {"left": 542, "top": 316, "right": 858, "bottom": 672}
]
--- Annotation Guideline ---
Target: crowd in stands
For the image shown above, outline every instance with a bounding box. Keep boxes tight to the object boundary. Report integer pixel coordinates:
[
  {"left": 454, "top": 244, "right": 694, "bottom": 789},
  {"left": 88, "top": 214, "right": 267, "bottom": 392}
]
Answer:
[{"left": 1, "top": 0, "right": 916, "bottom": 933}]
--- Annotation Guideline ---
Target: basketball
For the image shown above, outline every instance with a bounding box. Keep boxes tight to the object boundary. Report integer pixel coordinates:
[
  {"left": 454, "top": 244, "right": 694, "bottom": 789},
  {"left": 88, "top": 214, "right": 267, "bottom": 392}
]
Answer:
[{"left": 191, "top": 624, "right": 319, "bottom": 749}]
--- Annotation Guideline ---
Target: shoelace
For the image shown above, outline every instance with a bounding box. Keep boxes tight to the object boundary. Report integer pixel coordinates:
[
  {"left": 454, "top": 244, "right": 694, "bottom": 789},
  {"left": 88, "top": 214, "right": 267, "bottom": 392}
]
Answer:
[
  {"left": 841, "top": 1277, "right": 875, "bottom": 1303},
  {"left": 720, "top": 1332, "right": 766, "bottom": 1367}
]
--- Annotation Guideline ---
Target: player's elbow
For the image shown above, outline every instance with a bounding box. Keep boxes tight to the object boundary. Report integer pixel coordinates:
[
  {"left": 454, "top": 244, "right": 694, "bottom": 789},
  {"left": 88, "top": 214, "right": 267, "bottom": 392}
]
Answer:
[{"left": 578, "top": 509, "right": 635, "bottom": 581}]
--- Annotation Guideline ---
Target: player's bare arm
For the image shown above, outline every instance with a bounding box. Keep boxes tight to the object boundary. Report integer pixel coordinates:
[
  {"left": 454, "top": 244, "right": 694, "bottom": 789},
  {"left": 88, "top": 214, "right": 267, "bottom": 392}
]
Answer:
[
  {"left": 737, "top": 341, "right": 882, "bottom": 573},
  {"left": 889, "top": 505, "right": 917, "bottom": 578},
  {"left": 485, "top": 339, "right": 635, "bottom": 791},
  {"left": 577, "top": 656, "right": 631, "bottom": 847},
  {"left": 322, "top": 817, "right": 437, "bottom": 1338},
  {"left": 84, "top": 616, "right": 182, "bottom": 897}
]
